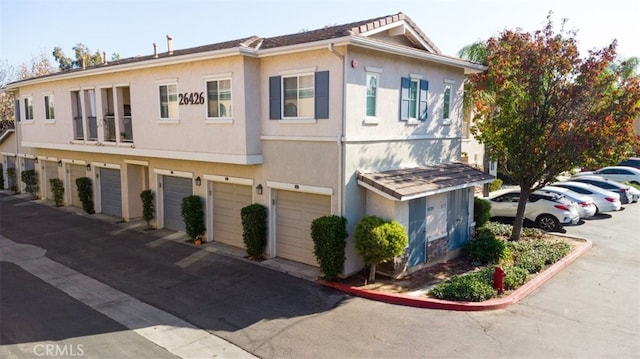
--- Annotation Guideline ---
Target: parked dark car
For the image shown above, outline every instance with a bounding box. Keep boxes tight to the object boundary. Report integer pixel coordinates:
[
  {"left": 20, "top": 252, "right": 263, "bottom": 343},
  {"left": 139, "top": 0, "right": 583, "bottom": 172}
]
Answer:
[{"left": 618, "top": 157, "right": 640, "bottom": 170}]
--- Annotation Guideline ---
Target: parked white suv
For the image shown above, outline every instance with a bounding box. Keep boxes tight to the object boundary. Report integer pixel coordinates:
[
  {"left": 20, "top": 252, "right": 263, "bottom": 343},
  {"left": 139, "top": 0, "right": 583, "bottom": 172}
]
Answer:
[{"left": 486, "top": 189, "right": 580, "bottom": 232}]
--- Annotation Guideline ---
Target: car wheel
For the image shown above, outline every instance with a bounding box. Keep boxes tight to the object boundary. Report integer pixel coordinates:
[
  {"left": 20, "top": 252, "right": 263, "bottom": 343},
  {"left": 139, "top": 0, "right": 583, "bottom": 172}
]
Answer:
[{"left": 536, "top": 214, "right": 560, "bottom": 232}]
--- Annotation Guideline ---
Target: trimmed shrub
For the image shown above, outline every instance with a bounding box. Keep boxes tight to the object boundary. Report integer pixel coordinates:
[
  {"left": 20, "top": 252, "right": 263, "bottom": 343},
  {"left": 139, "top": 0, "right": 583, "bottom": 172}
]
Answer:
[
  {"left": 484, "top": 221, "right": 513, "bottom": 237},
  {"left": 181, "top": 195, "right": 205, "bottom": 240},
  {"left": 21, "top": 169, "right": 39, "bottom": 198},
  {"left": 522, "top": 227, "right": 545, "bottom": 239},
  {"left": 463, "top": 227, "right": 508, "bottom": 265},
  {"left": 140, "top": 189, "right": 155, "bottom": 230},
  {"left": 311, "top": 215, "right": 348, "bottom": 280},
  {"left": 430, "top": 268, "right": 498, "bottom": 302},
  {"left": 49, "top": 178, "right": 64, "bottom": 206},
  {"left": 76, "top": 177, "right": 95, "bottom": 214},
  {"left": 473, "top": 197, "right": 492, "bottom": 228},
  {"left": 503, "top": 265, "right": 529, "bottom": 290},
  {"left": 355, "top": 216, "right": 408, "bottom": 281},
  {"left": 513, "top": 250, "right": 546, "bottom": 273},
  {"left": 489, "top": 178, "right": 503, "bottom": 192},
  {"left": 241, "top": 203, "right": 268, "bottom": 259},
  {"left": 6, "top": 167, "right": 18, "bottom": 194}
]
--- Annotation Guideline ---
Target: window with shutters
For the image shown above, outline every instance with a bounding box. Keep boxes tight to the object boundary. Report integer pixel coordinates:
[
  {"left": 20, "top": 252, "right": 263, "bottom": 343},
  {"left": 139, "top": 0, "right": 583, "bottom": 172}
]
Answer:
[
  {"left": 399, "top": 76, "right": 428, "bottom": 123},
  {"left": 269, "top": 70, "right": 329, "bottom": 122}
]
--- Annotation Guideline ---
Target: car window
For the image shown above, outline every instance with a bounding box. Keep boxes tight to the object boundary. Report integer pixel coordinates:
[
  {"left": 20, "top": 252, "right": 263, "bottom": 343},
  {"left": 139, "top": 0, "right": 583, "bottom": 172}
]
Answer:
[
  {"left": 599, "top": 169, "right": 617, "bottom": 174},
  {"left": 563, "top": 185, "right": 589, "bottom": 194},
  {"left": 619, "top": 169, "right": 632, "bottom": 175}
]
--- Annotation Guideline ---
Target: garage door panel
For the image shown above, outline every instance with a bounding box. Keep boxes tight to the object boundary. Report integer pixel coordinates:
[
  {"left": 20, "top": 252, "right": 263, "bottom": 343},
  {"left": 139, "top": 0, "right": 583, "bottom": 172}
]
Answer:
[
  {"left": 276, "top": 190, "right": 331, "bottom": 266},
  {"left": 100, "top": 168, "right": 122, "bottom": 217},
  {"left": 212, "top": 183, "right": 252, "bottom": 248},
  {"left": 163, "top": 176, "right": 193, "bottom": 232}
]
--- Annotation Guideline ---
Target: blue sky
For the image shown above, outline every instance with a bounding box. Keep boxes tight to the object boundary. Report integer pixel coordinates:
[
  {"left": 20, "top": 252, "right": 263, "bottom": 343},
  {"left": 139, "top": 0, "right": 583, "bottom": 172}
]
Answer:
[{"left": 1, "top": 0, "right": 639, "bottom": 70}]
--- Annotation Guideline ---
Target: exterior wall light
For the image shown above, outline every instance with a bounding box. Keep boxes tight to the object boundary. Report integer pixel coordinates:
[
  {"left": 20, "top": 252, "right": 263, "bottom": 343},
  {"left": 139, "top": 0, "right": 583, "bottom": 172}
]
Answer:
[
  {"left": 58, "top": 160, "right": 63, "bottom": 167},
  {"left": 256, "top": 184, "right": 263, "bottom": 195},
  {"left": 86, "top": 163, "right": 91, "bottom": 171},
  {"left": 195, "top": 176, "right": 202, "bottom": 186}
]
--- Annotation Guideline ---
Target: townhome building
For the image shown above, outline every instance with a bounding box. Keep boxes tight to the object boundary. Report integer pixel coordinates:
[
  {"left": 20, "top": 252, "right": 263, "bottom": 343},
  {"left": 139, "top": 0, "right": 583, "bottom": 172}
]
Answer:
[{"left": 4, "top": 13, "right": 493, "bottom": 276}]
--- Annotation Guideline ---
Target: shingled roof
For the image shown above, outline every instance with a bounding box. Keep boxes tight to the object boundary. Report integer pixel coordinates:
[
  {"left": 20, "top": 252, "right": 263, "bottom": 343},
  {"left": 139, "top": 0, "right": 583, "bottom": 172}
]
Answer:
[{"left": 357, "top": 164, "right": 495, "bottom": 201}]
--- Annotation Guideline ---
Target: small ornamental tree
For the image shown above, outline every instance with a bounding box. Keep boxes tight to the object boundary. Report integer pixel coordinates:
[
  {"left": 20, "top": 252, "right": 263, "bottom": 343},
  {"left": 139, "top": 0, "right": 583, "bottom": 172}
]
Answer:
[
  {"left": 181, "top": 195, "right": 205, "bottom": 241},
  {"left": 140, "top": 189, "right": 154, "bottom": 230},
  {"left": 75, "top": 177, "right": 95, "bottom": 214},
  {"left": 21, "top": 169, "right": 39, "bottom": 198},
  {"left": 240, "top": 203, "right": 268, "bottom": 259},
  {"left": 467, "top": 14, "right": 640, "bottom": 240},
  {"left": 49, "top": 178, "right": 64, "bottom": 206},
  {"left": 311, "top": 215, "right": 348, "bottom": 280},
  {"left": 355, "top": 216, "right": 409, "bottom": 282}
]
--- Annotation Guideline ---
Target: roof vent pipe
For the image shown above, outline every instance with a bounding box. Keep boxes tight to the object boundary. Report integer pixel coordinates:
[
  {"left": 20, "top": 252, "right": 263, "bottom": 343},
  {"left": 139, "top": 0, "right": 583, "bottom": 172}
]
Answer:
[
  {"left": 167, "top": 35, "right": 173, "bottom": 55},
  {"left": 153, "top": 43, "right": 158, "bottom": 58},
  {"left": 103, "top": 51, "right": 107, "bottom": 64}
]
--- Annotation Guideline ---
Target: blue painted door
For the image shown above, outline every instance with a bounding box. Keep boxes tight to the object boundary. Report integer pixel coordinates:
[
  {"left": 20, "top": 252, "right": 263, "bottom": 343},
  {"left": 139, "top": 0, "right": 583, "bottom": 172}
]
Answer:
[
  {"left": 408, "top": 197, "right": 426, "bottom": 267},
  {"left": 447, "top": 189, "right": 470, "bottom": 250}
]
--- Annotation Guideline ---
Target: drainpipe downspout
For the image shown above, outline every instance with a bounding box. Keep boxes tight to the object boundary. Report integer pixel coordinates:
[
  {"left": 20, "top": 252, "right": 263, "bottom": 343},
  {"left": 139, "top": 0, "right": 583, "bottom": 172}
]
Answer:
[{"left": 328, "top": 43, "right": 346, "bottom": 216}]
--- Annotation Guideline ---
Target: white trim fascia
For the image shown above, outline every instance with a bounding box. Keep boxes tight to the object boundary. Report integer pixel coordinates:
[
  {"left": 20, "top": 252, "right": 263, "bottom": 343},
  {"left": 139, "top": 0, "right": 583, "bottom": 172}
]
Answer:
[
  {"left": 350, "top": 37, "right": 486, "bottom": 74},
  {"left": 21, "top": 141, "right": 264, "bottom": 165},
  {"left": 37, "top": 155, "right": 58, "bottom": 162},
  {"left": 1, "top": 151, "right": 16, "bottom": 156},
  {"left": 203, "top": 174, "right": 253, "bottom": 186},
  {"left": 278, "top": 67, "right": 317, "bottom": 76},
  {"left": 260, "top": 135, "right": 339, "bottom": 142},
  {"left": 202, "top": 72, "right": 232, "bottom": 80},
  {"left": 343, "top": 134, "right": 458, "bottom": 143},
  {"left": 357, "top": 180, "right": 400, "bottom": 201},
  {"left": 267, "top": 181, "right": 333, "bottom": 196},
  {"left": 0, "top": 129, "right": 15, "bottom": 142},
  {"left": 61, "top": 158, "right": 86, "bottom": 165},
  {"left": 124, "top": 159, "right": 149, "bottom": 166},
  {"left": 6, "top": 48, "right": 246, "bottom": 89},
  {"left": 153, "top": 168, "right": 193, "bottom": 178},
  {"left": 92, "top": 162, "right": 121, "bottom": 170},
  {"left": 358, "top": 20, "right": 437, "bottom": 53},
  {"left": 17, "top": 153, "right": 36, "bottom": 159}
]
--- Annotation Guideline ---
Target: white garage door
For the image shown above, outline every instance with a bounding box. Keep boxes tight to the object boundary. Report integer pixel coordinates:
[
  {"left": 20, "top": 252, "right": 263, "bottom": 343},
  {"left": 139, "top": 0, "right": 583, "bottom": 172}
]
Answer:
[
  {"left": 212, "top": 182, "right": 252, "bottom": 248},
  {"left": 99, "top": 168, "right": 122, "bottom": 217},
  {"left": 163, "top": 175, "right": 193, "bottom": 232},
  {"left": 69, "top": 164, "right": 86, "bottom": 207},
  {"left": 276, "top": 190, "right": 331, "bottom": 266}
]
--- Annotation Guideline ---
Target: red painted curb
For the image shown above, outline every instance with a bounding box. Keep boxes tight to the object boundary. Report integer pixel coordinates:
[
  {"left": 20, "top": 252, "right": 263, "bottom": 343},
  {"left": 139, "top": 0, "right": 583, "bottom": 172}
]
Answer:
[{"left": 317, "top": 236, "right": 592, "bottom": 311}]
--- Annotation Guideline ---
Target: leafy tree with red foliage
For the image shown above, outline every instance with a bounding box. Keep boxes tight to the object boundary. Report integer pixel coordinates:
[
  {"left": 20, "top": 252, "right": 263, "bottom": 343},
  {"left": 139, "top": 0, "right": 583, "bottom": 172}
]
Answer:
[{"left": 468, "top": 14, "right": 640, "bottom": 240}]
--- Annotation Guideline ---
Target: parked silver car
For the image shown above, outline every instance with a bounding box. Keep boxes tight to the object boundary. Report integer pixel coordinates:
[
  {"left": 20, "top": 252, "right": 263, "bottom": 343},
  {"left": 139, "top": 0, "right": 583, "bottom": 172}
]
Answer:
[
  {"left": 552, "top": 181, "right": 622, "bottom": 213},
  {"left": 569, "top": 175, "right": 637, "bottom": 204},
  {"left": 540, "top": 186, "right": 597, "bottom": 219}
]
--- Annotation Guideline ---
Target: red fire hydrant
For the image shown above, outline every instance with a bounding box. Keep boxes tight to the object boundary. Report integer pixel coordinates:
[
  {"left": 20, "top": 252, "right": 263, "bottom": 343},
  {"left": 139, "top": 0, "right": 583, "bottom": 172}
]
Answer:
[{"left": 493, "top": 266, "right": 506, "bottom": 294}]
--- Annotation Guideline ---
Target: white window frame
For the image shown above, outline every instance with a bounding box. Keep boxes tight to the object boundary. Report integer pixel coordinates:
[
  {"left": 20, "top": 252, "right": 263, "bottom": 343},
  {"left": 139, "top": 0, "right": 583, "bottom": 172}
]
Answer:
[
  {"left": 281, "top": 72, "right": 315, "bottom": 120},
  {"left": 407, "top": 73, "right": 423, "bottom": 124},
  {"left": 364, "top": 66, "right": 383, "bottom": 125},
  {"left": 157, "top": 81, "right": 179, "bottom": 122},
  {"left": 204, "top": 77, "right": 232, "bottom": 123},
  {"left": 24, "top": 96, "right": 34, "bottom": 121},
  {"left": 442, "top": 79, "right": 455, "bottom": 125},
  {"left": 44, "top": 93, "right": 55, "bottom": 121}
]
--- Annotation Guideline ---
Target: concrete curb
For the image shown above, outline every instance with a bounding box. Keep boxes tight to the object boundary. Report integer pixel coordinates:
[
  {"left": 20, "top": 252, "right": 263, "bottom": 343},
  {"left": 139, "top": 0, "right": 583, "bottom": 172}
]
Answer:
[{"left": 318, "top": 235, "right": 592, "bottom": 311}]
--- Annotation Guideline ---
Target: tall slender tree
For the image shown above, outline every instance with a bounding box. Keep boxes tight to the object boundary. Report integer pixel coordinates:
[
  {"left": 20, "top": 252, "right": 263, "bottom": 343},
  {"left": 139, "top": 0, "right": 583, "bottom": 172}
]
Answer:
[{"left": 468, "top": 15, "right": 640, "bottom": 240}]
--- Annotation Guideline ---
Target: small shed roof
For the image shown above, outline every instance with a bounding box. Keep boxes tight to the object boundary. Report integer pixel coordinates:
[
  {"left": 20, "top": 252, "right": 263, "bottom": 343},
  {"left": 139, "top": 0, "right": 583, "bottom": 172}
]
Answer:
[{"left": 357, "top": 163, "right": 495, "bottom": 201}]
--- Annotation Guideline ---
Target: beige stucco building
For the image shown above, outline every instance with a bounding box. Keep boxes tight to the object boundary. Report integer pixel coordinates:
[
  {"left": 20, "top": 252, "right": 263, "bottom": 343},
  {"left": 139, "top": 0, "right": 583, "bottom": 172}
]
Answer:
[{"left": 4, "top": 13, "right": 492, "bottom": 276}]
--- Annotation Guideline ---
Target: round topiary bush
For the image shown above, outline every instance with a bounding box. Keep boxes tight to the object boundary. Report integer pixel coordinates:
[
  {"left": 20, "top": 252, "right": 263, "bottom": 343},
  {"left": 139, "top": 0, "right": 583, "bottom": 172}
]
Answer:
[
  {"left": 241, "top": 203, "right": 268, "bottom": 259},
  {"left": 355, "top": 216, "right": 408, "bottom": 281},
  {"left": 463, "top": 227, "right": 508, "bottom": 265}
]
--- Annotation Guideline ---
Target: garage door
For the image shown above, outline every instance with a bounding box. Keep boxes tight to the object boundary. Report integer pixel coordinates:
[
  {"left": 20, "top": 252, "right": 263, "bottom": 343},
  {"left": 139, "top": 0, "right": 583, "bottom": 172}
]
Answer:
[
  {"left": 44, "top": 162, "right": 58, "bottom": 200},
  {"left": 69, "top": 164, "right": 86, "bottom": 207},
  {"left": 276, "top": 190, "right": 331, "bottom": 266},
  {"left": 100, "top": 168, "right": 122, "bottom": 217},
  {"left": 212, "top": 183, "right": 252, "bottom": 248},
  {"left": 163, "top": 175, "right": 192, "bottom": 232}
]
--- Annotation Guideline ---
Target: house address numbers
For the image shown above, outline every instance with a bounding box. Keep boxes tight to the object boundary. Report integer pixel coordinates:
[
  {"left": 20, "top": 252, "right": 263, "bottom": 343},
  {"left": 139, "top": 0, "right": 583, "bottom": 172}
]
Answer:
[{"left": 178, "top": 92, "right": 205, "bottom": 105}]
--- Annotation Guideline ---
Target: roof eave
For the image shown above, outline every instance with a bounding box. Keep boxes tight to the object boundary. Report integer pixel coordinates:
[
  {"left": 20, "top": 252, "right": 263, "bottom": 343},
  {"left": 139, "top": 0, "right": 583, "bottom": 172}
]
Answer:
[{"left": 350, "top": 36, "right": 486, "bottom": 74}]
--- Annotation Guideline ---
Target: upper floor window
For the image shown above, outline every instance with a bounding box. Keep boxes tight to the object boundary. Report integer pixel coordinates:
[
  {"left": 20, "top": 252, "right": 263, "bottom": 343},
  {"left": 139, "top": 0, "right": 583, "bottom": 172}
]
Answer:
[
  {"left": 206, "top": 79, "right": 232, "bottom": 118},
  {"left": 159, "top": 83, "right": 178, "bottom": 119},
  {"left": 44, "top": 95, "right": 55, "bottom": 120},
  {"left": 283, "top": 74, "right": 314, "bottom": 118},
  {"left": 400, "top": 77, "right": 428, "bottom": 122},
  {"left": 443, "top": 84, "right": 452, "bottom": 120},
  {"left": 366, "top": 73, "right": 378, "bottom": 117},
  {"left": 24, "top": 97, "right": 33, "bottom": 120},
  {"left": 269, "top": 70, "right": 329, "bottom": 121}
]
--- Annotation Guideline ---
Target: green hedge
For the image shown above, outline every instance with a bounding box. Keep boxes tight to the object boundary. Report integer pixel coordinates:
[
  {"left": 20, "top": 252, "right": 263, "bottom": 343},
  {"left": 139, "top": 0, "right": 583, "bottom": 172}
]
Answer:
[
  {"left": 241, "top": 203, "right": 268, "bottom": 259},
  {"left": 76, "top": 177, "right": 95, "bottom": 214},
  {"left": 181, "top": 195, "right": 205, "bottom": 240},
  {"left": 311, "top": 215, "right": 348, "bottom": 280},
  {"left": 140, "top": 189, "right": 155, "bottom": 229},
  {"left": 463, "top": 227, "right": 509, "bottom": 265},
  {"left": 473, "top": 197, "right": 492, "bottom": 228},
  {"left": 49, "top": 178, "right": 64, "bottom": 206},
  {"left": 21, "top": 169, "right": 39, "bottom": 198}
]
